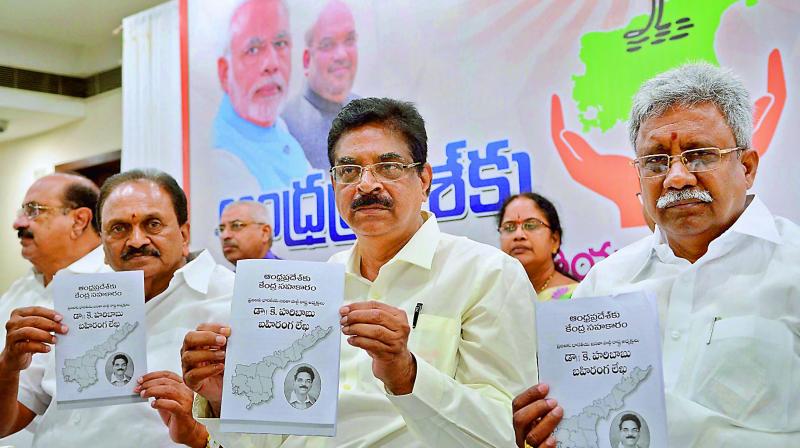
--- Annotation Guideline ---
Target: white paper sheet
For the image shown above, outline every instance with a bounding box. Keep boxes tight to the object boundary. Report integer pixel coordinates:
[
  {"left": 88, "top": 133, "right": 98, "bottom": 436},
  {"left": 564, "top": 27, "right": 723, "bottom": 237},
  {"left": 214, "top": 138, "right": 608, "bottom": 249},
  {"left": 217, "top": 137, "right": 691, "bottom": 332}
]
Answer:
[{"left": 220, "top": 259, "right": 344, "bottom": 436}]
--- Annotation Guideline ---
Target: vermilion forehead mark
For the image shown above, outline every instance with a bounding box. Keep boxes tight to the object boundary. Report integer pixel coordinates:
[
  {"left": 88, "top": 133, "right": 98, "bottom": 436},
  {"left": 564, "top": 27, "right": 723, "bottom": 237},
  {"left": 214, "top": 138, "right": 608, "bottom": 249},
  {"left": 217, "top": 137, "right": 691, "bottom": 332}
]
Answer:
[{"left": 671, "top": 132, "right": 678, "bottom": 141}]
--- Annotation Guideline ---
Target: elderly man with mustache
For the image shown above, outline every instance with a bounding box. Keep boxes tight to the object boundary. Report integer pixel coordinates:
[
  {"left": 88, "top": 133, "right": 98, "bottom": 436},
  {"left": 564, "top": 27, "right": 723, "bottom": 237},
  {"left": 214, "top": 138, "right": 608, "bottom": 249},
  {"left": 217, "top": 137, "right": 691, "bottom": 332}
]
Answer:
[
  {"left": 0, "top": 169, "right": 234, "bottom": 447},
  {"left": 513, "top": 64, "right": 800, "bottom": 447},
  {"left": 212, "top": 0, "right": 311, "bottom": 196},
  {"left": 184, "top": 98, "right": 537, "bottom": 447},
  {"left": 217, "top": 200, "right": 278, "bottom": 268}
]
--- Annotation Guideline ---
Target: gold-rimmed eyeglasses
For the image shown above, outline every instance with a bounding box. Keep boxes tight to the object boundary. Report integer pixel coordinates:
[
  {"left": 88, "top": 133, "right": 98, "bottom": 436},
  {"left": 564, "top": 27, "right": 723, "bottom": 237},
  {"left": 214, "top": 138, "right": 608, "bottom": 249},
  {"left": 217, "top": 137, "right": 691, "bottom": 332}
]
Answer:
[
  {"left": 631, "top": 147, "right": 742, "bottom": 179},
  {"left": 498, "top": 218, "right": 551, "bottom": 235},
  {"left": 17, "top": 202, "right": 72, "bottom": 220},
  {"left": 330, "top": 162, "right": 422, "bottom": 184}
]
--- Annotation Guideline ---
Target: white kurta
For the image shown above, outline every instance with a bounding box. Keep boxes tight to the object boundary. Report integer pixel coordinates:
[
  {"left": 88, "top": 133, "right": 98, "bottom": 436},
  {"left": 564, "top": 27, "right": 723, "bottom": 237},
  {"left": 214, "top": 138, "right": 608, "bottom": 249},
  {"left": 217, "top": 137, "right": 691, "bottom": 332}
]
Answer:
[
  {"left": 575, "top": 196, "right": 800, "bottom": 447},
  {"left": 17, "top": 250, "right": 234, "bottom": 448}
]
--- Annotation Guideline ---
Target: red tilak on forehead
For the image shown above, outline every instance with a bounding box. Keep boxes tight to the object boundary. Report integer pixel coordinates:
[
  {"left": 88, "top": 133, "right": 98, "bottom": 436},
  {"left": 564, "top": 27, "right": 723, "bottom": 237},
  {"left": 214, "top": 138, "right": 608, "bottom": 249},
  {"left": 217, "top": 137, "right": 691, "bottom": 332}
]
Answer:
[{"left": 671, "top": 132, "right": 678, "bottom": 141}]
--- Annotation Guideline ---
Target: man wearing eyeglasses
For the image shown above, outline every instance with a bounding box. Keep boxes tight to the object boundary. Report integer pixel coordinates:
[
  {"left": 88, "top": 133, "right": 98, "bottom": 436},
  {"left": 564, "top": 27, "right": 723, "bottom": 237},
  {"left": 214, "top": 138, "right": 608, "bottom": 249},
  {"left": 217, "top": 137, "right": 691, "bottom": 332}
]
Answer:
[
  {"left": 217, "top": 200, "right": 278, "bottom": 267},
  {"left": 513, "top": 64, "right": 800, "bottom": 447},
  {"left": 0, "top": 173, "right": 105, "bottom": 447},
  {"left": 186, "top": 97, "right": 537, "bottom": 447},
  {"left": 0, "top": 170, "right": 233, "bottom": 447},
  {"left": 1, "top": 173, "right": 104, "bottom": 344}
]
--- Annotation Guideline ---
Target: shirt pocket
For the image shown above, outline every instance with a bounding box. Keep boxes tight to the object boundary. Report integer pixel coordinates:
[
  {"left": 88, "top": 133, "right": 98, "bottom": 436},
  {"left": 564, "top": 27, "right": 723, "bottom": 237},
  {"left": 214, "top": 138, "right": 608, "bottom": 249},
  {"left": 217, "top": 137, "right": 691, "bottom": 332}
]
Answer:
[
  {"left": 686, "top": 315, "right": 798, "bottom": 432},
  {"left": 408, "top": 314, "right": 461, "bottom": 377}
]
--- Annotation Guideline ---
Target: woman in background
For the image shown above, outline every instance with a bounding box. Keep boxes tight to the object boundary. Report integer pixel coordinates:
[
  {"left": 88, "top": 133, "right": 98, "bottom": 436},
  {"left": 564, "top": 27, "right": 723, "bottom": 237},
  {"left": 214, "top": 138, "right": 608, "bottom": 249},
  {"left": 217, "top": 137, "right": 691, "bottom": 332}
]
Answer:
[{"left": 498, "top": 192, "right": 578, "bottom": 300}]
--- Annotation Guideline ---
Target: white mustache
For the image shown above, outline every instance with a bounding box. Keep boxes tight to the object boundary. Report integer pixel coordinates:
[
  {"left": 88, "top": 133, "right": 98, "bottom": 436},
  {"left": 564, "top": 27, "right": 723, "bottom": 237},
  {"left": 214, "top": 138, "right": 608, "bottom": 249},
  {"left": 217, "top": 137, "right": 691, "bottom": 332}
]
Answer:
[{"left": 656, "top": 189, "right": 713, "bottom": 209}]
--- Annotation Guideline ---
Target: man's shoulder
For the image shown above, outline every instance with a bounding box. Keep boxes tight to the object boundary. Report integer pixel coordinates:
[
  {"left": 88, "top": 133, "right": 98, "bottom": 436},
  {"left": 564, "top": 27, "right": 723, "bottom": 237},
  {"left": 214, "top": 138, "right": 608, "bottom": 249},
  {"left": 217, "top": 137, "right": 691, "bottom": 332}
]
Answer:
[
  {"left": 575, "top": 234, "right": 655, "bottom": 296},
  {"left": 206, "top": 263, "right": 236, "bottom": 298},
  {"left": 437, "top": 231, "right": 514, "bottom": 266},
  {"left": 1, "top": 271, "right": 45, "bottom": 306}
]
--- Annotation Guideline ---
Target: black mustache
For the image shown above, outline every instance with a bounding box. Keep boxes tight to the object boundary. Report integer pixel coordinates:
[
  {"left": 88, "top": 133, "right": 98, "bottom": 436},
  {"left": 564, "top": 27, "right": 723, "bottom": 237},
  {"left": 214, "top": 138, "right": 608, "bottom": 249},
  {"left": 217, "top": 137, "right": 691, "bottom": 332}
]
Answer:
[
  {"left": 17, "top": 228, "right": 34, "bottom": 239},
  {"left": 351, "top": 194, "right": 393, "bottom": 210},
  {"left": 121, "top": 246, "right": 161, "bottom": 261}
]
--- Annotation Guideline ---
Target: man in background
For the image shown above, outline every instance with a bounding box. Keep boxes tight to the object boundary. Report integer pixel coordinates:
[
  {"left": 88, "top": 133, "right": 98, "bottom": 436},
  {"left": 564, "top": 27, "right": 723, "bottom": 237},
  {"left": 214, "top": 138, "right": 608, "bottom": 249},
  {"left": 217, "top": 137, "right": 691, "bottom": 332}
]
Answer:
[
  {"left": 0, "top": 169, "right": 233, "bottom": 447},
  {"left": 289, "top": 366, "right": 317, "bottom": 410},
  {"left": 1, "top": 173, "right": 104, "bottom": 343},
  {"left": 214, "top": 0, "right": 310, "bottom": 193},
  {"left": 217, "top": 200, "right": 278, "bottom": 266},
  {"left": 282, "top": 0, "right": 360, "bottom": 170}
]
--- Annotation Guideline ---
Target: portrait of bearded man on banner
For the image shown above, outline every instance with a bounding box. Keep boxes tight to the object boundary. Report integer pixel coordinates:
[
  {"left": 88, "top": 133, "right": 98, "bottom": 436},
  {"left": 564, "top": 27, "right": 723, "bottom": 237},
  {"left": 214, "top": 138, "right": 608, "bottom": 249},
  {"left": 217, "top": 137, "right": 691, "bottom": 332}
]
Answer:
[{"left": 212, "top": 0, "right": 311, "bottom": 193}]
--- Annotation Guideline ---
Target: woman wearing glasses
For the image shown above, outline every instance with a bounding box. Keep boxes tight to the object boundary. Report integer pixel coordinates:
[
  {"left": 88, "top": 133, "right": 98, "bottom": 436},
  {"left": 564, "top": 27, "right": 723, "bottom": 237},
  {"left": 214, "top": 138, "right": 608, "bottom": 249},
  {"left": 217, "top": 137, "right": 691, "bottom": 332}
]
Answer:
[{"left": 497, "top": 193, "right": 577, "bottom": 300}]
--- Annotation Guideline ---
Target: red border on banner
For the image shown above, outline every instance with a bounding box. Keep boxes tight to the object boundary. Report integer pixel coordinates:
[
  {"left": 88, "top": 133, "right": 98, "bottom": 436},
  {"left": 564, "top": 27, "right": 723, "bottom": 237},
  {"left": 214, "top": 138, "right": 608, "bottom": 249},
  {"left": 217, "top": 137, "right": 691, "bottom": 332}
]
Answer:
[{"left": 179, "top": 0, "right": 191, "bottom": 207}]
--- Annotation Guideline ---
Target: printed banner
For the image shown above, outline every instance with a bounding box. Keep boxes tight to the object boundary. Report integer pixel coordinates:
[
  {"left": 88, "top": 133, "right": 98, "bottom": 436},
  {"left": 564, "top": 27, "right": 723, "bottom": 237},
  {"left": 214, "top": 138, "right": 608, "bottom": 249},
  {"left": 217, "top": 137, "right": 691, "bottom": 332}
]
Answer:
[{"left": 185, "top": 0, "right": 799, "bottom": 275}]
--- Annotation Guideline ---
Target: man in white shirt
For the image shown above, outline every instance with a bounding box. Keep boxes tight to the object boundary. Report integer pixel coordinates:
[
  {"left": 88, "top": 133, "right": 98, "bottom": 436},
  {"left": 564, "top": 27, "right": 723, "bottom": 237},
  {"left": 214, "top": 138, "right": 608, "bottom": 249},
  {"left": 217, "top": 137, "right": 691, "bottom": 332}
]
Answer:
[
  {"left": 182, "top": 97, "right": 538, "bottom": 447},
  {"left": 0, "top": 173, "right": 103, "bottom": 343},
  {"left": 0, "top": 173, "right": 104, "bottom": 448},
  {"left": 513, "top": 63, "right": 800, "bottom": 447},
  {"left": 0, "top": 169, "right": 234, "bottom": 447},
  {"left": 110, "top": 354, "right": 132, "bottom": 387}
]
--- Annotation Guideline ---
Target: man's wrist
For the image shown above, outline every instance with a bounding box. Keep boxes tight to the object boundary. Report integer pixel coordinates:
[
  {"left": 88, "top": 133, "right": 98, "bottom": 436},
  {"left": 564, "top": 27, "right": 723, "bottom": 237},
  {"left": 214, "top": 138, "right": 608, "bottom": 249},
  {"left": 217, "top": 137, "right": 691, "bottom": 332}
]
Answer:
[
  {"left": 387, "top": 352, "right": 417, "bottom": 395},
  {"left": 189, "top": 420, "right": 210, "bottom": 448}
]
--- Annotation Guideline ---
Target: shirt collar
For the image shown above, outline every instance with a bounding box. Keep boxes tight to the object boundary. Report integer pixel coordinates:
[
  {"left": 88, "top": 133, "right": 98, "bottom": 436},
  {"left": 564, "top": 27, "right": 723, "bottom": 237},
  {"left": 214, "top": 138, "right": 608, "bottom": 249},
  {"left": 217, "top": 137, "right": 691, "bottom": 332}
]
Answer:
[
  {"left": 343, "top": 211, "right": 440, "bottom": 276},
  {"left": 171, "top": 250, "right": 217, "bottom": 295},
  {"left": 303, "top": 85, "right": 345, "bottom": 114},
  {"left": 631, "top": 194, "right": 780, "bottom": 277},
  {"left": 289, "top": 391, "right": 313, "bottom": 404},
  {"left": 65, "top": 245, "right": 107, "bottom": 274}
]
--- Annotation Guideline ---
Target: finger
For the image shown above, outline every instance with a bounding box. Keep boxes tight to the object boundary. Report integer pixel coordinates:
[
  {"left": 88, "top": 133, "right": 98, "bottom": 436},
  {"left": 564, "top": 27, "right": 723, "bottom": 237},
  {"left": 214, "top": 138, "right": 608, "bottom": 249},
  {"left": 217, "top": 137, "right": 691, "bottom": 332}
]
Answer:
[
  {"left": 10, "top": 341, "right": 51, "bottom": 355},
  {"left": 512, "top": 383, "right": 548, "bottom": 412},
  {"left": 184, "top": 364, "right": 224, "bottom": 389},
  {"left": 151, "top": 398, "right": 189, "bottom": 415},
  {"left": 8, "top": 316, "right": 68, "bottom": 334},
  {"left": 341, "top": 301, "right": 405, "bottom": 316},
  {"left": 196, "top": 323, "right": 231, "bottom": 336},
  {"left": 346, "top": 335, "right": 396, "bottom": 355},
  {"left": 766, "top": 49, "right": 786, "bottom": 101},
  {"left": 182, "top": 350, "right": 226, "bottom": 369},
  {"left": 10, "top": 307, "right": 62, "bottom": 322},
  {"left": 342, "top": 323, "right": 396, "bottom": 341},
  {"left": 7, "top": 327, "right": 58, "bottom": 345},
  {"left": 182, "top": 331, "right": 228, "bottom": 352},
  {"left": 140, "top": 385, "right": 190, "bottom": 403},
  {"left": 137, "top": 376, "right": 182, "bottom": 391},
  {"left": 341, "top": 309, "right": 407, "bottom": 331},
  {"left": 138, "top": 370, "right": 183, "bottom": 384},
  {"left": 562, "top": 130, "right": 600, "bottom": 162},
  {"left": 525, "top": 406, "right": 563, "bottom": 448}
]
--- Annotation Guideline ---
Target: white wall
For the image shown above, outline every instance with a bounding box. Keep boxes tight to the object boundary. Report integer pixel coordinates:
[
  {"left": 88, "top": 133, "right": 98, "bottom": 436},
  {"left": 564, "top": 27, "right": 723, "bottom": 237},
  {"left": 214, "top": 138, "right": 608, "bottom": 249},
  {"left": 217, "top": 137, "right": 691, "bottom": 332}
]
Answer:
[
  {"left": 0, "top": 30, "right": 122, "bottom": 77},
  {"left": 0, "top": 88, "right": 121, "bottom": 292}
]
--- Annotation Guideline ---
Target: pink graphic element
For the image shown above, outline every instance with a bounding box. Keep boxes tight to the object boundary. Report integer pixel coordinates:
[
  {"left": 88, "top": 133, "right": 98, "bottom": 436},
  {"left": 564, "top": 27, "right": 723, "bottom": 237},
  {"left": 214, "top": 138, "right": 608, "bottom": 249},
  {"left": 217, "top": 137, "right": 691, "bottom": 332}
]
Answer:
[
  {"left": 556, "top": 241, "right": 615, "bottom": 280},
  {"left": 551, "top": 49, "right": 786, "bottom": 228}
]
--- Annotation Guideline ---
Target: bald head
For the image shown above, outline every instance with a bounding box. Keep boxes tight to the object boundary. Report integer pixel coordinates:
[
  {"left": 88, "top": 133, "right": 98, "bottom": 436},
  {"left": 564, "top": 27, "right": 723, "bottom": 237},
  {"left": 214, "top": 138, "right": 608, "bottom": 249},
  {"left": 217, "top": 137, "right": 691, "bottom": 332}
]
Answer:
[
  {"left": 218, "top": 200, "right": 274, "bottom": 264},
  {"left": 303, "top": 0, "right": 358, "bottom": 104},
  {"left": 13, "top": 173, "right": 101, "bottom": 284}
]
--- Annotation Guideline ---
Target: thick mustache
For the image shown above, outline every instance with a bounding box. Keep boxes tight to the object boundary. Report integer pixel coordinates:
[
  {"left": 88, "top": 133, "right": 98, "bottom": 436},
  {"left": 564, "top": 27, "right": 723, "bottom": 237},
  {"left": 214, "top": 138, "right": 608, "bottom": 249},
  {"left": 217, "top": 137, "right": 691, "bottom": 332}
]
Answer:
[
  {"left": 329, "top": 61, "right": 351, "bottom": 72},
  {"left": 250, "top": 76, "right": 285, "bottom": 96},
  {"left": 121, "top": 246, "right": 160, "bottom": 261},
  {"left": 17, "top": 228, "right": 34, "bottom": 239},
  {"left": 656, "top": 188, "right": 713, "bottom": 209},
  {"left": 351, "top": 194, "right": 393, "bottom": 210},
  {"left": 222, "top": 239, "right": 238, "bottom": 249}
]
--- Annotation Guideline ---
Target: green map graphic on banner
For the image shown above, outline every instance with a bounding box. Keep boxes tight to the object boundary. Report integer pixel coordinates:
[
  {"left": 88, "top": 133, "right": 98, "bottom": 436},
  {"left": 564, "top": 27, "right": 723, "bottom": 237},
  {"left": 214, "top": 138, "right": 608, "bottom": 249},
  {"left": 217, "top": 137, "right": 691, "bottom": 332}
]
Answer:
[{"left": 573, "top": 0, "right": 759, "bottom": 133}]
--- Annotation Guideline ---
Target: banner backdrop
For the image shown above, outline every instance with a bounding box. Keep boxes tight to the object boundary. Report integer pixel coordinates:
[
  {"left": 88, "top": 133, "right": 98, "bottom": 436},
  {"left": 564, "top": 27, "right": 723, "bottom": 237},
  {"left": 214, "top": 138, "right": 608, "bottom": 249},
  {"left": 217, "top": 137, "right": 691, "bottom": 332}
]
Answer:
[{"left": 184, "top": 0, "right": 798, "bottom": 277}]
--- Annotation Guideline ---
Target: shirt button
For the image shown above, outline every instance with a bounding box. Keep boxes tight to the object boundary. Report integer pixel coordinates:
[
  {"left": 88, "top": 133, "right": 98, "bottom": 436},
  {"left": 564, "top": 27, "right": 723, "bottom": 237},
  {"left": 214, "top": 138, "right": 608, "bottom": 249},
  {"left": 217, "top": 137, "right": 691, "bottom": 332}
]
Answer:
[
  {"left": 72, "top": 413, "right": 81, "bottom": 424},
  {"left": 670, "top": 330, "right": 681, "bottom": 340}
]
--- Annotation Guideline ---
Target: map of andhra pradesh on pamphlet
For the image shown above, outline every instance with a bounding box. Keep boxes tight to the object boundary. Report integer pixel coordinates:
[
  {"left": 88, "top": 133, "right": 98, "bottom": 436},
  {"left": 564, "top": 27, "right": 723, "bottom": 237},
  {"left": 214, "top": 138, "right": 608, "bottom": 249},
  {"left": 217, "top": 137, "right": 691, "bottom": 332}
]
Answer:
[
  {"left": 220, "top": 259, "right": 345, "bottom": 436},
  {"left": 536, "top": 292, "right": 668, "bottom": 448},
  {"left": 52, "top": 270, "right": 147, "bottom": 409}
]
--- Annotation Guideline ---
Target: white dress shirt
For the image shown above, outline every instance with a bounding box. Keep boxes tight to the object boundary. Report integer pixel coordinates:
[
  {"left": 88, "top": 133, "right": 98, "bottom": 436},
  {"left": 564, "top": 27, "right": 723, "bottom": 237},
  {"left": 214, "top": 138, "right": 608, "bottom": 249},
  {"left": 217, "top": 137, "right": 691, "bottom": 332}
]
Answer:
[
  {"left": 0, "top": 246, "right": 107, "bottom": 344},
  {"left": 198, "top": 212, "right": 538, "bottom": 447},
  {"left": 17, "top": 250, "right": 234, "bottom": 448},
  {"left": 574, "top": 196, "right": 800, "bottom": 447}
]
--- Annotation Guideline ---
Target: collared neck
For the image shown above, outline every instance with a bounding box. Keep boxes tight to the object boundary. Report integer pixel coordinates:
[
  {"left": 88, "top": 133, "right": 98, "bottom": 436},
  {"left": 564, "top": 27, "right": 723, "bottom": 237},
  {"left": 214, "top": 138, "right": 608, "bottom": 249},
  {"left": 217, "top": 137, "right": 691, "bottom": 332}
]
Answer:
[
  {"left": 168, "top": 250, "right": 217, "bottom": 296},
  {"left": 631, "top": 194, "right": 779, "bottom": 278},
  {"left": 65, "top": 245, "right": 106, "bottom": 274},
  {"left": 289, "top": 391, "right": 314, "bottom": 405},
  {"left": 343, "top": 211, "right": 440, "bottom": 278},
  {"left": 303, "top": 84, "right": 346, "bottom": 114}
]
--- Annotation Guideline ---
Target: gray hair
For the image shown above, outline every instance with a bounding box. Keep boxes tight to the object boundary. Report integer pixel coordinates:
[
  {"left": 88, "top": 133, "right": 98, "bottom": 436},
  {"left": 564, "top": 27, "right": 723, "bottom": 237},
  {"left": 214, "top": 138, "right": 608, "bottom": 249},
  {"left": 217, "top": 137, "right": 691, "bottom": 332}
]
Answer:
[
  {"left": 628, "top": 62, "right": 752, "bottom": 151},
  {"left": 222, "top": 200, "right": 273, "bottom": 225},
  {"left": 220, "top": 0, "right": 291, "bottom": 58}
]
